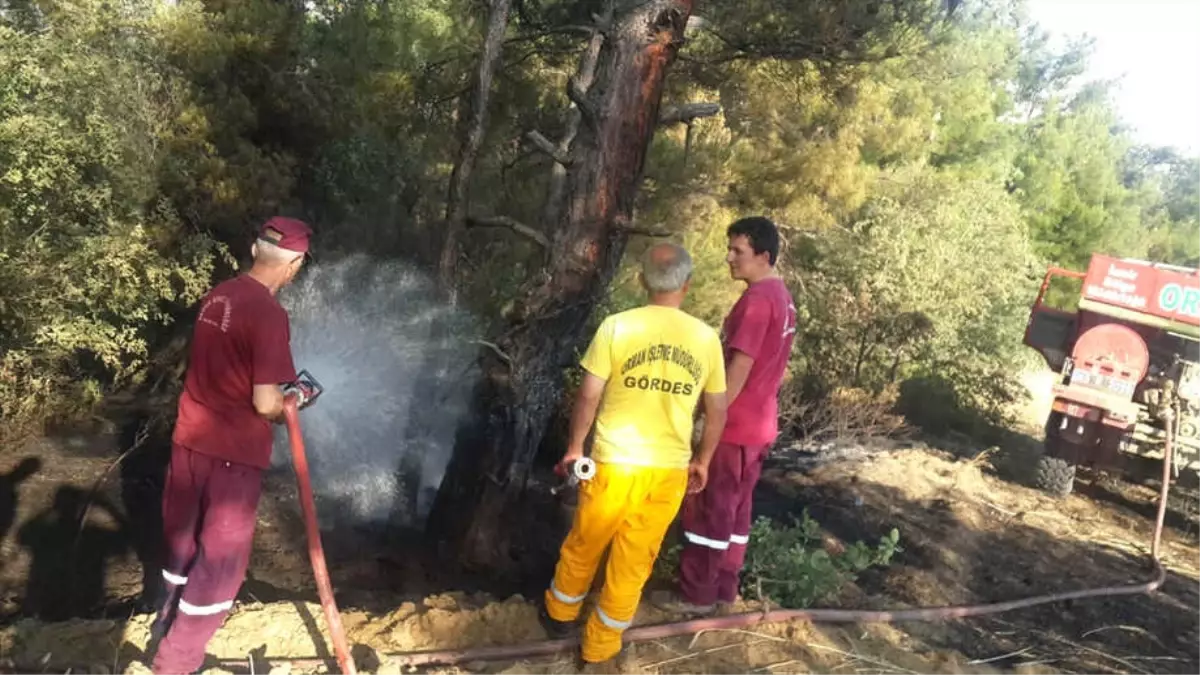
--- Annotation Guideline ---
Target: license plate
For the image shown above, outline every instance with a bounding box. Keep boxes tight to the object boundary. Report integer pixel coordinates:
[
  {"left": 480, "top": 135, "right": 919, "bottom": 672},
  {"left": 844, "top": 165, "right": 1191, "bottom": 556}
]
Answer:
[{"left": 1071, "top": 369, "right": 1134, "bottom": 396}]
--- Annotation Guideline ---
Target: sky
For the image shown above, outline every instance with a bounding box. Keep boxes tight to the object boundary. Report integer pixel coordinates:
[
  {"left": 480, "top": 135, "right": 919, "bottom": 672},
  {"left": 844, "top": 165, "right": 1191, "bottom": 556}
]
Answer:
[{"left": 1027, "top": 0, "right": 1200, "bottom": 154}]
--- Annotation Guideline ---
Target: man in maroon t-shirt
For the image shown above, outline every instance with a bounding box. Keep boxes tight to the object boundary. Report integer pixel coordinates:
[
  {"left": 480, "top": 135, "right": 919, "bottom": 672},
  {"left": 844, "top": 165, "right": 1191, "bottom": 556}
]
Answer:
[
  {"left": 656, "top": 216, "right": 796, "bottom": 613},
  {"left": 151, "top": 217, "right": 312, "bottom": 674}
]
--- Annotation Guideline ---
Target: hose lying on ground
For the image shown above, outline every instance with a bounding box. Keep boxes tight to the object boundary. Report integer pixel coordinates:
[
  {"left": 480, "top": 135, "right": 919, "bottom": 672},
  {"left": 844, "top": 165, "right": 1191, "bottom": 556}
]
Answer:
[
  {"left": 200, "top": 425, "right": 1177, "bottom": 672},
  {"left": 382, "top": 425, "right": 1177, "bottom": 669}
]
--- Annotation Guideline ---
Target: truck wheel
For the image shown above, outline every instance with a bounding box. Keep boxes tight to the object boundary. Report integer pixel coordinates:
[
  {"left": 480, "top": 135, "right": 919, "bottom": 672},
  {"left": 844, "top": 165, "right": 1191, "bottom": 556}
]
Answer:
[{"left": 1034, "top": 454, "right": 1077, "bottom": 496}]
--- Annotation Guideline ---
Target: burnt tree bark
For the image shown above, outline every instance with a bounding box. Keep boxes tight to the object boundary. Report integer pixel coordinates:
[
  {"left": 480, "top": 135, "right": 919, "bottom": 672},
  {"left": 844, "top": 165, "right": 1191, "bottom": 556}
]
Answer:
[
  {"left": 439, "top": 0, "right": 513, "bottom": 292},
  {"left": 427, "top": 0, "right": 696, "bottom": 571}
]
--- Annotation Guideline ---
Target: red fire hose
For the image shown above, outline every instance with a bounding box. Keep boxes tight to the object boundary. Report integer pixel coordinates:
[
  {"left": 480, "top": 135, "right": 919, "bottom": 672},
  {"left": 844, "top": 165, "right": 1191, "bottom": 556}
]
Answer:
[
  {"left": 14, "top": 417, "right": 1176, "bottom": 667},
  {"left": 379, "top": 424, "right": 1179, "bottom": 668},
  {"left": 283, "top": 398, "right": 357, "bottom": 674}
]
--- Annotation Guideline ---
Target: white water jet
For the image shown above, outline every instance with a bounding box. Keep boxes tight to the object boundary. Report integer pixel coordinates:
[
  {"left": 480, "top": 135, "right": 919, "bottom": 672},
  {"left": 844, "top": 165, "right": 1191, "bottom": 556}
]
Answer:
[{"left": 270, "top": 253, "right": 481, "bottom": 530}]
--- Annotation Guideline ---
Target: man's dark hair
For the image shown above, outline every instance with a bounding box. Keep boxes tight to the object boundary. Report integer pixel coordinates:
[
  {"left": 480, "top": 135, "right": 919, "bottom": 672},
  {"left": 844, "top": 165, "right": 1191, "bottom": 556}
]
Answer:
[{"left": 727, "top": 216, "right": 780, "bottom": 266}]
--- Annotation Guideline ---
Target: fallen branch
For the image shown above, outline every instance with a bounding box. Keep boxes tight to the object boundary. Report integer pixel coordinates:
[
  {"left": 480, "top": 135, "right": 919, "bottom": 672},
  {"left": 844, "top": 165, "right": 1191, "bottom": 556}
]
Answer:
[
  {"left": 466, "top": 215, "right": 549, "bottom": 248},
  {"left": 968, "top": 646, "right": 1034, "bottom": 665},
  {"left": 804, "top": 643, "right": 918, "bottom": 675},
  {"left": 1080, "top": 624, "right": 1167, "bottom": 650},
  {"left": 642, "top": 640, "right": 765, "bottom": 669},
  {"left": 754, "top": 660, "right": 801, "bottom": 673},
  {"left": 688, "top": 628, "right": 789, "bottom": 650},
  {"left": 72, "top": 420, "right": 155, "bottom": 563},
  {"left": 524, "top": 130, "right": 571, "bottom": 165},
  {"left": 1044, "top": 633, "right": 1151, "bottom": 675},
  {"left": 473, "top": 339, "right": 514, "bottom": 368},
  {"left": 658, "top": 102, "right": 721, "bottom": 126}
]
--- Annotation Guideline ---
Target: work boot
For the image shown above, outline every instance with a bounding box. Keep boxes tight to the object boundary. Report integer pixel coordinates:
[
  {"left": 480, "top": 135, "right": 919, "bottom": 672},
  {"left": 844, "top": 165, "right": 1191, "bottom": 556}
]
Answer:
[
  {"left": 577, "top": 645, "right": 640, "bottom": 675},
  {"left": 146, "top": 583, "right": 183, "bottom": 658},
  {"left": 648, "top": 589, "right": 715, "bottom": 616},
  {"left": 715, "top": 593, "right": 745, "bottom": 616},
  {"left": 538, "top": 604, "right": 577, "bottom": 640}
]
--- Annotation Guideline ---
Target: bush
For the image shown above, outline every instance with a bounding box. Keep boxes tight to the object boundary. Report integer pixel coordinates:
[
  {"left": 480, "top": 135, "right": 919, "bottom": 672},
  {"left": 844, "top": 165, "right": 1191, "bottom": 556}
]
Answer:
[
  {"left": 652, "top": 512, "right": 900, "bottom": 609},
  {"left": 897, "top": 367, "right": 1029, "bottom": 438},
  {"left": 786, "top": 166, "right": 1041, "bottom": 437},
  {"left": 0, "top": 9, "right": 225, "bottom": 439},
  {"left": 742, "top": 512, "right": 900, "bottom": 608}
]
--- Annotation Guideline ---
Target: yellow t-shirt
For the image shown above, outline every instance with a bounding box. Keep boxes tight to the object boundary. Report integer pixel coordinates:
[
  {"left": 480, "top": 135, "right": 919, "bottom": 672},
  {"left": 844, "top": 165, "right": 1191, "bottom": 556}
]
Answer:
[{"left": 580, "top": 305, "right": 727, "bottom": 469}]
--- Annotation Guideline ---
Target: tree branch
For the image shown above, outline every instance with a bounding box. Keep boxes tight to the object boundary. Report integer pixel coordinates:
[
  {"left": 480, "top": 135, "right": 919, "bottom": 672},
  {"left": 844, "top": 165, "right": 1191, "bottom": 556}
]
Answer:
[
  {"left": 614, "top": 216, "right": 672, "bottom": 238},
  {"left": 524, "top": 130, "right": 571, "bottom": 165},
  {"left": 567, "top": 76, "right": 598, "bottom": 131},
  {"left": 438, "top": 0, "right": 514, "bottom": 291},
  {"left": 505, "top": 25, "right": 595, "bottom": 44},
  {"left": 658, "top": 102, "right": 721, "bottom": 126},
  {"left": 540, "top": 1, "right": 609, "bottom": 228},
  {"left": 467, "top": 215, "right": 550, "bottom": 248}
]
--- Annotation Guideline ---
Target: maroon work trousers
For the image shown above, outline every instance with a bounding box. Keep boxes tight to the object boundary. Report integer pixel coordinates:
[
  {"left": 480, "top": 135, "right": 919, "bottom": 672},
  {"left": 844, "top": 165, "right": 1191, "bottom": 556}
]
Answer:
[
  {"left": 152, "top": 444, "right": 263, "bottom": 675},
  {"left": 678, "top": 442, "right": 768, "bottom": 606}
]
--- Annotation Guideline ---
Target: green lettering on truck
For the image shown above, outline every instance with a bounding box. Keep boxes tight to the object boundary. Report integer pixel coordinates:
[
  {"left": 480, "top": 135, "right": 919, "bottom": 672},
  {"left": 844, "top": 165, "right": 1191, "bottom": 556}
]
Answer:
[
  {"left": 1160, "top": 284, "right": 1180, "bottom": 311},
  {"left": 1181, "top": 287, "right": 1200, "bottom": 318}
]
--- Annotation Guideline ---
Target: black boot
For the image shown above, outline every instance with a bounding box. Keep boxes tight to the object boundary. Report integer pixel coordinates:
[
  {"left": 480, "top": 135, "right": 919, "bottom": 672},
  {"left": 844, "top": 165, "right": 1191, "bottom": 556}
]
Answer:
[
  {"left": 147, "top": 581, "right": 181, "bottom": 649},
  {"left": 538, "top": 604, "right": 577, "bottom": 640}
]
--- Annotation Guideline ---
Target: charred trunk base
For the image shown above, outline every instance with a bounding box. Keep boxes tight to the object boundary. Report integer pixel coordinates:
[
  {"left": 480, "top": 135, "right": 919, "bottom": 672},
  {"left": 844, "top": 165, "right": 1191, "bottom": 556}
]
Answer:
[{"left": 425, "top": 371, "right": 571, "bottom": 587}]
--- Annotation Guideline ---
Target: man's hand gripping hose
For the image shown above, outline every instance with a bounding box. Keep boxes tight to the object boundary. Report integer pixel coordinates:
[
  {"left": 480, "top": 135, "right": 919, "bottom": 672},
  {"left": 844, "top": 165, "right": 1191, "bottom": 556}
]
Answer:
[
  {"left": 550, "top": 457, "right": 597, "bottom": 496},
  {"left": 282, "top": 369, "right": 324, "bottom": 410},
  {"left": 281, "top": 371, "right": 356, "bottom": 674}
]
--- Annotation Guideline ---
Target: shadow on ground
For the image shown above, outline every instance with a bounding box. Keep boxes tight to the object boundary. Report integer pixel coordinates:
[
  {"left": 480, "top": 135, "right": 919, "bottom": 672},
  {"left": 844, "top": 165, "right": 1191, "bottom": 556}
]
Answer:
[{"left": 0, "top": 409, "right": 540, "bottom": 629}]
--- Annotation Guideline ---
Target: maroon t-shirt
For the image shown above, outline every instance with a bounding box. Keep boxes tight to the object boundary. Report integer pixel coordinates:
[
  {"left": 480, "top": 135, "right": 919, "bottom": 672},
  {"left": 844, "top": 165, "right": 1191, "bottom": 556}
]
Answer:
[
  {"left": 172, "top": 275, "right": 297, "bottom": 469},
  {"left": 720, "top": 277, "right": 797, "bottom": 446}
]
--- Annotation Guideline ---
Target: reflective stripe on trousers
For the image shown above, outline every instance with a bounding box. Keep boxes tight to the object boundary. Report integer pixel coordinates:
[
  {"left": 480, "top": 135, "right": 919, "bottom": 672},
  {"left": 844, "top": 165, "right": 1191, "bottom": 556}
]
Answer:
[
  {"left": 544, "top": 462, "right": 687, "bottom": 663},
  {"left": 152, "top": 444, "right": 263, "bottom": 675},
  {"left": 679, "top": 442, "right": 768, "bottom": 606}
]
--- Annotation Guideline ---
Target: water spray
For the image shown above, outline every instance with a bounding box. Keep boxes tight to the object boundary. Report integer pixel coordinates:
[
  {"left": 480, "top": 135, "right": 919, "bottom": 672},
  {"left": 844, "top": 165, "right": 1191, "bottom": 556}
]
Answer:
[{"left": 274, "top": 255, "right": 481, "bottom": 532}]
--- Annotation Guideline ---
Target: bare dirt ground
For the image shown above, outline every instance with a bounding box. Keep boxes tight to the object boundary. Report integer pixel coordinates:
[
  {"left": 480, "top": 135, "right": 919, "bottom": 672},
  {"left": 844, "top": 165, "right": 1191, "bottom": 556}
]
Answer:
[{"left": 2, "top": 421, "right": 1198, "bottom": 674}]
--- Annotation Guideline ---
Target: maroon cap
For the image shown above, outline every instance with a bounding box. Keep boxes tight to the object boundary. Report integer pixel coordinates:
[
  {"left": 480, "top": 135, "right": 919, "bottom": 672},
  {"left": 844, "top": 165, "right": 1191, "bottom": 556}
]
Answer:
[{"left": 258, "top": 216, "right": 313, "bottom": 254}]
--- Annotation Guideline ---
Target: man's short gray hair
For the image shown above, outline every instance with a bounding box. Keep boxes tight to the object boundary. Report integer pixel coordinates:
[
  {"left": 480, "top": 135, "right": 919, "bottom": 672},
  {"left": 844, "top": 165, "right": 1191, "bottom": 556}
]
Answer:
[
  {"left": 641, "top": 243, "right": 693, "bottom": 293},
  {"left": 254, "top": 239, "right": 304, "bottom": 265}
]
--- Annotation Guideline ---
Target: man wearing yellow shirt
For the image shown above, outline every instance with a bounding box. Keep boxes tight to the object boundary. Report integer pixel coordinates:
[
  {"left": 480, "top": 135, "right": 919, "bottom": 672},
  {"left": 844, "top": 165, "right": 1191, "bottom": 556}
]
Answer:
[{"left": 541, "top": 242, "right": 729, "bottom": 668}]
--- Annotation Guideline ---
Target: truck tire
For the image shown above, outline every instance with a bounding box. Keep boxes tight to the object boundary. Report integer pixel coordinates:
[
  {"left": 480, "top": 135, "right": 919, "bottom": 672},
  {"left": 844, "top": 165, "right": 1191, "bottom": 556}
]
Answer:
[{"left": 1034, "top": 454, "right": 1077, "bottom": 496}]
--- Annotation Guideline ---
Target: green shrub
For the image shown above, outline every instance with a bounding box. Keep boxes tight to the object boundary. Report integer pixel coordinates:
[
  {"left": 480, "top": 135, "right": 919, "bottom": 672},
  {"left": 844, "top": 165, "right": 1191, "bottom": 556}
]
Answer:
[
  {"left": 787, "top": 167, "right": 1041, "bottom": 436},
  {"left": 651, "top": 512, "right": 900, "bottom": 609},
  {"left": 742, "top": 512, "right": 899, "bottom": 608},
  {"left": 0, "top": 10, "right": 225, "bottom": 439}
]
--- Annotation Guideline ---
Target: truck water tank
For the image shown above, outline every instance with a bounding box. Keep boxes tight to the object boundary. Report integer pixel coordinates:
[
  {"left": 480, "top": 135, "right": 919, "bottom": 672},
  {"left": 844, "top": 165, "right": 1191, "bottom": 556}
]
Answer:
[{"left": 1072, "top": 323, "right": 1150, "bottom": 384}]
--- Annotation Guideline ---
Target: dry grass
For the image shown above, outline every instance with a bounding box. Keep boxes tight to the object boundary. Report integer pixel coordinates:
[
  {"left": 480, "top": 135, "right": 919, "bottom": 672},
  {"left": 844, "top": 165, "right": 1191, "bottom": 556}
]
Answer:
[{"left": 779, "top": 385, "right": 910, "bottom": 445}]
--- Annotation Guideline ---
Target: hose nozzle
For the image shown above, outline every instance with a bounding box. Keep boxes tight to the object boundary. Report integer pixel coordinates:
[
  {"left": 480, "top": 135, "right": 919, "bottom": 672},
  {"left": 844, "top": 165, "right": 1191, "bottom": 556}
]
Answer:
[
  {"left": 283, "top": 369, "right": 325, "bottom": 410},
  {"left": 551, "top": 457, "right": 596, "bottom": 495}
]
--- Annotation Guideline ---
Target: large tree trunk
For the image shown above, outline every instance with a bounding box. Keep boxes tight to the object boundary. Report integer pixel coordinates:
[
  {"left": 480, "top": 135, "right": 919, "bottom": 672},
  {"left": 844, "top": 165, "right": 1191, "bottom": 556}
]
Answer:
[
  {"left": 438, "top": 0, "right": 513, "bottom": 292},
  {"left": 427, "top": 0, "right": 694, "bottom": 572}
]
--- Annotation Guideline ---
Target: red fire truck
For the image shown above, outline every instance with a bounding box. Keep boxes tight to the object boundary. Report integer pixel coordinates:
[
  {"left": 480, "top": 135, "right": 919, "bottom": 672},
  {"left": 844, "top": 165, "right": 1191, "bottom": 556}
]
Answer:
[{"left": 1023, "top": 254, "right": 1200, "bottom": 495}]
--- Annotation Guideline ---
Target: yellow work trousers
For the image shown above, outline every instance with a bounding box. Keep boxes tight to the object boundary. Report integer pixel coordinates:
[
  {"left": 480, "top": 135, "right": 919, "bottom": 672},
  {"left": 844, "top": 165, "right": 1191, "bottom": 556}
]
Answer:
[{"left": 544, "top": 462, "right": 688, "bottom": 662}]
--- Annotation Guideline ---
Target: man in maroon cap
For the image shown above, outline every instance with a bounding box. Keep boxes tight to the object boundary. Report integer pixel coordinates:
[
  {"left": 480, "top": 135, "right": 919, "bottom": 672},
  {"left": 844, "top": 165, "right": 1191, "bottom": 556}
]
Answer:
[{"left": 151, "top": 217, "right": 313, "bottom": 674}]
